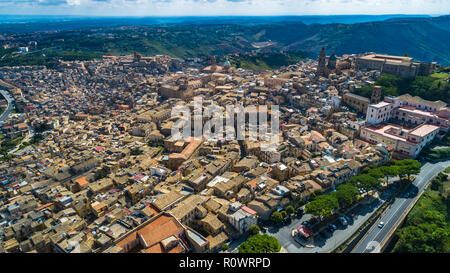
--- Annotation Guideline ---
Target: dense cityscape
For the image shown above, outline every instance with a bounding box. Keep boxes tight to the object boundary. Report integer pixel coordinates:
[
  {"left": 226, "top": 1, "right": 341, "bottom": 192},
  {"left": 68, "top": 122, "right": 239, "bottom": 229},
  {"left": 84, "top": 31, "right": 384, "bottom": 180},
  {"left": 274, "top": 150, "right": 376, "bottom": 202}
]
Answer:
[
  {"left": 0, "top": 40, "right": 449, "bottom": 254},
  {"left": 0, "top": 1, "right": 449, "bottom": 263}
]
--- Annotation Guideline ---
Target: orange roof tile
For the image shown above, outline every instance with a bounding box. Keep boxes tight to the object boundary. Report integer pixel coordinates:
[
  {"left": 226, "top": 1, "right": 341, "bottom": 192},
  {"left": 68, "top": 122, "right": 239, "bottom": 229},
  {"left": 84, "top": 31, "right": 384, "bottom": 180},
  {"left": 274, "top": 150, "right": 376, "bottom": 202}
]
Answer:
[
  {"left": 117, "top": 214, "right": 185, "bottom": 253},
  {"left": 75, "top": 176, "right": 89, "bottom": 187}
]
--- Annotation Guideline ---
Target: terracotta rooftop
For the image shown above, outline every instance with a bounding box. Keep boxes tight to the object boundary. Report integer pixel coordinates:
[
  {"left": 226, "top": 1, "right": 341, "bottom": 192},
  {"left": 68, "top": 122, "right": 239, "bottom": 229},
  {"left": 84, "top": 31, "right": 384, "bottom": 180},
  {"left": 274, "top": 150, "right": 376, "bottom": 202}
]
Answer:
[
  {"left": 75, "top": 176, "right": 89, "bottom": 187},
  {"left": 116, "top": 214, "right": 185, "bottom": 253}
]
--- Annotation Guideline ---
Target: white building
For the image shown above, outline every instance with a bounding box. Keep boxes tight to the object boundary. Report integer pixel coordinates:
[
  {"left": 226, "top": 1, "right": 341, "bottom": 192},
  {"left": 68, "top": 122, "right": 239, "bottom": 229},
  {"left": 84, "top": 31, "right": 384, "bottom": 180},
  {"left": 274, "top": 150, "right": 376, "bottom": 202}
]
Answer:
[
  {"left": 366, "top": 94, "right": 449, "bottom": 131},
  {"left": 366, "top": 101, "right": 396, "bottom": 125},
  {"left": 362, "top": 94, "right": 449, "bottom": 158},
  {"left": 361, "top": 123, "right": 440, "bottom": 158},
  {"left": 228, "top": 204, "right": 258, "bottom": 235}
]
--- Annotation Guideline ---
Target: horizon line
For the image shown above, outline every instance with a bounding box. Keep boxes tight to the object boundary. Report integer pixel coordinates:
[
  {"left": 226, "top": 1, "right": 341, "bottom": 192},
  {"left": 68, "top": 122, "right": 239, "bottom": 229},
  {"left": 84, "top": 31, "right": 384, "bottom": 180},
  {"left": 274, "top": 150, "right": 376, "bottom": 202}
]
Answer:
[{"left": 0, "top": 13, "right": 447, "bottom": 18}]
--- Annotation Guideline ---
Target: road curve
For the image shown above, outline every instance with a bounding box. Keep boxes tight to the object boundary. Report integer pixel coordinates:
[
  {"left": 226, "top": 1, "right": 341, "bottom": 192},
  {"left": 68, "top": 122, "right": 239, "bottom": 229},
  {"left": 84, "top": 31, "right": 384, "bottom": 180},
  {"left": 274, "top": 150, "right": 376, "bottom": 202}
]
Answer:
[{"left": 0, "top": 89, "right": 14, "bottom": 123}]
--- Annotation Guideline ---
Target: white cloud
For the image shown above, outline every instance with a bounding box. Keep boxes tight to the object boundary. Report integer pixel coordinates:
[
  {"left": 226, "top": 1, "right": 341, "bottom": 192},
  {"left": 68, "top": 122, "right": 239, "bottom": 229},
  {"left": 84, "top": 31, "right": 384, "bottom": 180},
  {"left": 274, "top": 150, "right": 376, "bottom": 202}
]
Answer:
[
  {"left": 67, "top": 0, "right": 82, "bottom": 5},
  {"left": 1, "top": 0, "right": 449, "bottom": 16}
]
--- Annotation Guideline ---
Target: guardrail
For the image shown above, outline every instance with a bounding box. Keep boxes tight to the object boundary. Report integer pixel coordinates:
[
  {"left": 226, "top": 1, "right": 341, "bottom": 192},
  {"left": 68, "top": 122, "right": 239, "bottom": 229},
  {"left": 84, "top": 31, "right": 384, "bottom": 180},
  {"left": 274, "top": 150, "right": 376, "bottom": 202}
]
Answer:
[
  {"left": 335, "top": 183, "right": 406, "bottom": 253},
  {"left": 335, "top": 198, "right": 391, "bottom": 253},
  {"left": 378, "top": 179, "right": 434, "bottom": 252}
]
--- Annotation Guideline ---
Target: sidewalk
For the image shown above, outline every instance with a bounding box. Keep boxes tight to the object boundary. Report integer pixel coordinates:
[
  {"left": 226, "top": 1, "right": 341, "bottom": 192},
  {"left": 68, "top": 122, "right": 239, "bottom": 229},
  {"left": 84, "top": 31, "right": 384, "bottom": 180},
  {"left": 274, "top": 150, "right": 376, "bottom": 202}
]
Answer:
[{"left": 282, "top": 184, "right": 397, "bottom": 253}]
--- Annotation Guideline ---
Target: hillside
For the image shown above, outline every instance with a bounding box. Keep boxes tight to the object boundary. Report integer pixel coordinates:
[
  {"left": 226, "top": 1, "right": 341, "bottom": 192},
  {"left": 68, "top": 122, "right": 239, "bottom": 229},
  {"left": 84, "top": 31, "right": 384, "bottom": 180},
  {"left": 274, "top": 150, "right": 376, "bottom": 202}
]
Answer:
[
  {"left": 353, "top": 73, "right": 450, "bottom": 103},
  {"left": 1, "top": 15, "right": 450, "bottom": 67},
  {"left": 228, "top": 51, "right": 310, "bottom": 71},
  {"left": 259, "top": 17, "right": 450, "bottom": 65}
]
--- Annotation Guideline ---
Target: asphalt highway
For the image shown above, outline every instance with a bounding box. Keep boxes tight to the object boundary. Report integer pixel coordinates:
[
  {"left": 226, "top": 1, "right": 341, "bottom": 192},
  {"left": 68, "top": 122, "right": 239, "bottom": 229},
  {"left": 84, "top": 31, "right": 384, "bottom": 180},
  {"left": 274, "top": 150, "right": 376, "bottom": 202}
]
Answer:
[{"left": 352, "top": 160, "right": 450, "bottom": 253}]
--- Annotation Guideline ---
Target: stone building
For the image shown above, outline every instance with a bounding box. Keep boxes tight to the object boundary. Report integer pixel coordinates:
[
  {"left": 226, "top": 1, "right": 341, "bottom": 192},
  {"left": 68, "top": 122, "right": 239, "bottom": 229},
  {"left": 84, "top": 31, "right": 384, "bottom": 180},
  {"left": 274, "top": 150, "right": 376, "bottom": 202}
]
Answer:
[
  {"left": 355, "top": 53, "right": 435, "bottom": 78},
  {"left": 317, "top": 47, "right": 327, "bottom": 77},
  {"left": 370, "top": 86, "right": 382, "bottom": 104},
  {"left": 327, "top": 50, "right": 337, "bottom": 70},
  {"left": 342, "top": 92, "right": 370, "bottom": 114}
]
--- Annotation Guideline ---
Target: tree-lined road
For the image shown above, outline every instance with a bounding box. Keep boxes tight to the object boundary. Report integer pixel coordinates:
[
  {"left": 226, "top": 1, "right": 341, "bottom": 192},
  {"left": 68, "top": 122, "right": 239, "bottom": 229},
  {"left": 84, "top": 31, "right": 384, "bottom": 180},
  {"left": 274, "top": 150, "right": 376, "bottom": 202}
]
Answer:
[
  {"left": 267, "top": 187, "right": 395, "bottom": 253},
  {"left": 352, "top": 160, "right": 450, "bottom": 253}
]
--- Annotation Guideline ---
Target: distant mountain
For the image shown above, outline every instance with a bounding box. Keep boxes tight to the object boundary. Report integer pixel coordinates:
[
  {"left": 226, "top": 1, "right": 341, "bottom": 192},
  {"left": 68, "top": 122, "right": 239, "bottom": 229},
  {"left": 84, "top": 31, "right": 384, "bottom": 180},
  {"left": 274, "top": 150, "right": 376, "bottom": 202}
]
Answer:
[
  {"left": 1, "top": 15, "right": 450, "bottom": 66},
  {"left": 258, "top": 16, "right": 450, "bottom": 64},
  {"left": 0, "top": 14, "right": 432, "bottom": 31}
]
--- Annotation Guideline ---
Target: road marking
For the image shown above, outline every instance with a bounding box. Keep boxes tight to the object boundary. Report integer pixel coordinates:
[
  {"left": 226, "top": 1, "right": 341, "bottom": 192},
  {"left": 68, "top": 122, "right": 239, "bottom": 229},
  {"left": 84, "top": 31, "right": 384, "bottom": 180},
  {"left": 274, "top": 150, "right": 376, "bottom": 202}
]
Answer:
[
  {"left": 361, "top": 200, "right": 406, "bottom": 253},
  {"left": 358, "top": 163, "right": 448, "bottom": 253},
  {"left": 364, "top": 240, "right": 381, "bottom": 253}
]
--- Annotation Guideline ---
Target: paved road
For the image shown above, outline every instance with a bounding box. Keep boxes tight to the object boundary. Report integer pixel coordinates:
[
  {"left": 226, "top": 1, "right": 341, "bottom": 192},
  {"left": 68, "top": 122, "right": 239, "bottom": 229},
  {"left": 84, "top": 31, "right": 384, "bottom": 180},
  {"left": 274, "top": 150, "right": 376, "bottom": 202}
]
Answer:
[
  {"left": 267, "top": 187, "right": 397, "bottom": 253},
  {"left": 9, "top": 127, "right": 35, "bottom": 155},
  {"left": 0, "top": 89, "right": 34, "bottom": 155},
  {"left": 352, "top": 160, "right": 450, "bottom": 253},
  {"left": 265, "top": 213, "right": 314, "bottom": 253},
  {"left": 0, "top": 89, "right": 14, "bottom": 123}
]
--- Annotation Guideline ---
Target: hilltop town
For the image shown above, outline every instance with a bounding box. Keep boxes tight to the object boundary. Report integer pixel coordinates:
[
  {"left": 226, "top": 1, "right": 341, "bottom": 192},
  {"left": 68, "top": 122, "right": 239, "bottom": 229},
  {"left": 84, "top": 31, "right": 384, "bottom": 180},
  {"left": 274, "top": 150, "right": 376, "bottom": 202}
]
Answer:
[{"left": 0, "top": 48, "right": 448, "bottom": 254}]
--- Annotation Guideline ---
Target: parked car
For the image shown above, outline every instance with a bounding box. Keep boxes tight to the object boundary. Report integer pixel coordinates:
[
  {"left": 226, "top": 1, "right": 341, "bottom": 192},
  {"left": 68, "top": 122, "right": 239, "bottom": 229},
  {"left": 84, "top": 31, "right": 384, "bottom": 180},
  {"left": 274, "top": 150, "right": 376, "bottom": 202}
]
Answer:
[
  {"left": 309, "top": 218, "right": 319, "bottom": 226},
  {"left": 328, "top": 224, "right": 337, "bottom": 230},
  {"left": 378, "top": 222, "right": 385, "bottom": 228},
  {"left": 316, "top": 232, "right": 325, "bottom": 240},
  {"left": 320, "top": 230, "right": 330, "bottom": 238},
  {"left": 294, "top": 234, "right": 306, "bottom": 247},
  {"left": 338, "top": 217, "right": 348, "bottom": 226},
  {"left": 344, "top": 215, "right": 351, "bottom": 223}
]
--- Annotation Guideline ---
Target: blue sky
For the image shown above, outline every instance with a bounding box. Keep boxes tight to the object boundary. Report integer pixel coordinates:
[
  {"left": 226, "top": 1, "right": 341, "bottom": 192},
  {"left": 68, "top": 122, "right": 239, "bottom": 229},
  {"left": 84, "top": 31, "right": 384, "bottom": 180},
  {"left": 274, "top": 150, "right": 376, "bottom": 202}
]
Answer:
[{"left": 0, "top": 0, "right": 448, "bottom": 16}]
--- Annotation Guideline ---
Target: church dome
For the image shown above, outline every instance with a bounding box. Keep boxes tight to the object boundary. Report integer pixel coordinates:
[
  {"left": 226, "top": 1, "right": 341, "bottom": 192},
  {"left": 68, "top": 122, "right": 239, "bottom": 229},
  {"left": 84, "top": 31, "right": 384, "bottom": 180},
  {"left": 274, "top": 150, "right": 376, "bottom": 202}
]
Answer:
[{"left": 329, "top": 53, "right": 337, "bottom": 61}]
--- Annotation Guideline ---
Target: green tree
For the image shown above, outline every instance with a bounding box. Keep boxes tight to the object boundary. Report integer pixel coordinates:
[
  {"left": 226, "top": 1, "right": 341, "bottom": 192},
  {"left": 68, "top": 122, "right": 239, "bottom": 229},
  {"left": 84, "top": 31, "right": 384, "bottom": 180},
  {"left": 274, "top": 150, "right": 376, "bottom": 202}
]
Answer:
[
  {"left": 408, "top": 210, "right": 446, "bottom": 227},
  {"left": 248, "top": 225, "right": 260, "bottom": 236},
  {"left": 368, "top": 168, "right": 384, "bottom": 179},
  {"left": 331, "top": 184, "right": 359, "bottom": 207},
  {"left": 430, "top": 177, "right": 443, "bottom": 191},
  {"left": 221, "top": 243, "right": 230, "bottom": 251},
  {"left": 270, "top": 211, "right": 283, "bottom": 225},
  {"left": 380, "top": 166, "right": 399, "bottom": 184},
  {"left": 285, "top": 206, "right": 295, "bottom": 215},
  {"left": 295, "top": 200, "right": 306, "bottom": 209},
  {"left": 361, "top": 165, "right": 375, "bottom": 174},
  {"left": 348, "top": 174, "right": 380, "bottom": 191},
  {"left": 394, "top": 224, "right": 449, "bottom": 253},
  {"left": 0, "top": 154, "right": 12, "bottom": 162},
  {"left": 396, "top": 159, "right": 421, "bottom": 182},
  {"left": 305, "top": 195, "right": 339, "bottom": 219},
  {"left": 238, "top": 234, "right": 281, "bottom": 253},
  {"left": 131, "top": 147, "right": 143, "bottom": 155}
]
